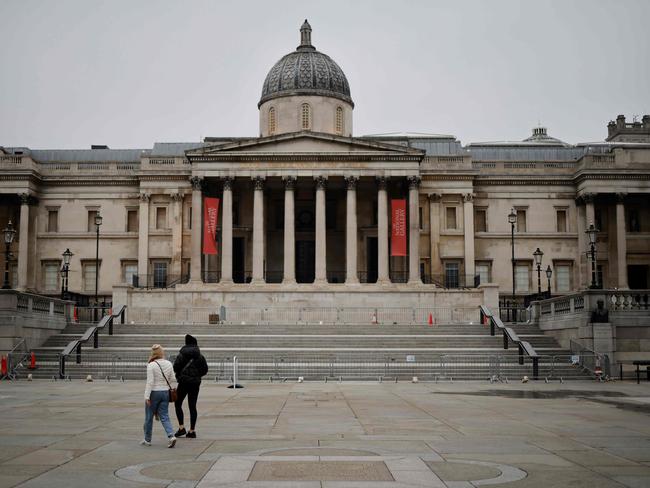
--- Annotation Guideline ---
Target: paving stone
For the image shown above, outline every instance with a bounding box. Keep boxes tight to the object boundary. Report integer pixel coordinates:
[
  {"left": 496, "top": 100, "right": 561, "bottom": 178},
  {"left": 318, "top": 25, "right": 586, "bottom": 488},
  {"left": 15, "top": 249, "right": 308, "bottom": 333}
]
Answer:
[
  {"left": 247, "top": 460, "right": 394, "bottom": 481},
  {"left": 140, "top": 461, "right": 212, "bottom": 480},
  {"left": 425, "top": 460, "right": 501, "bottom": 481}
]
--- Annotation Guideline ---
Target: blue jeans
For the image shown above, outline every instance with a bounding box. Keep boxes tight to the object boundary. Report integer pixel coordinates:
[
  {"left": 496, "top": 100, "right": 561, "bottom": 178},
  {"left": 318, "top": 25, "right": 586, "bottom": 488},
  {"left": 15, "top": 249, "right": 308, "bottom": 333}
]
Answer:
[{"left": 143, "top": 390, "right": 174, "bottom": 442}]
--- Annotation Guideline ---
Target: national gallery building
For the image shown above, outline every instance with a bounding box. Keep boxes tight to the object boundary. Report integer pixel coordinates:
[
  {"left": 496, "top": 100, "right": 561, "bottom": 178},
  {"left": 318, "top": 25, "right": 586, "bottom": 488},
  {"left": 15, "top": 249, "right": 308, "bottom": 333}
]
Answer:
[{"left": 1, "top": 21, "right": 649, "bottom": 311}]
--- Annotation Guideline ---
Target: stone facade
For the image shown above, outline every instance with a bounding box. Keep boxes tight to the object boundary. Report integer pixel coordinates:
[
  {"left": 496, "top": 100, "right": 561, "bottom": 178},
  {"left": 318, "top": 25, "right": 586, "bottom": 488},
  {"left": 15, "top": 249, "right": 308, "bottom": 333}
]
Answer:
[{"left": 1, "top": 22, "right": 649, "bottom": 308}]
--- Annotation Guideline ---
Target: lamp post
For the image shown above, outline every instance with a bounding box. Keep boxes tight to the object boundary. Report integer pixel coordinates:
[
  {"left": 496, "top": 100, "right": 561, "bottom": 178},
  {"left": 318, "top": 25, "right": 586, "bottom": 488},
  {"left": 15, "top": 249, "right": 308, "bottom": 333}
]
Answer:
[
  {"left": 61, "top": 248, "right": 73, "bottom": 300},
  {"left": 507, "top": 208, "right": 517, "bottom": 322},
  {"left": 3, "top": 221, "right": 16, "bottom": 289},
  {"left": 94, "top": 213, "right": 102, "bottom": 320},
  {"left": 545, "top": 265, "right": 552, "bottom": 296},
  {"left": 533, "top": 247, "right": 544, "bottom": 295},
  {"left": 586, "top": 223, "right": 598, "bottom": 288}
]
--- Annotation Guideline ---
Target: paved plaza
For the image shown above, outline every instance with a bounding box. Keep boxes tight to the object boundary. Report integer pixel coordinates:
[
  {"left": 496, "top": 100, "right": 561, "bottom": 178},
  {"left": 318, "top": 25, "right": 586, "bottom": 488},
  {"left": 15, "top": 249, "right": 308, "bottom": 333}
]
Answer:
[{"left": 1, "top": 381, "right": 650, "bottom": 487}]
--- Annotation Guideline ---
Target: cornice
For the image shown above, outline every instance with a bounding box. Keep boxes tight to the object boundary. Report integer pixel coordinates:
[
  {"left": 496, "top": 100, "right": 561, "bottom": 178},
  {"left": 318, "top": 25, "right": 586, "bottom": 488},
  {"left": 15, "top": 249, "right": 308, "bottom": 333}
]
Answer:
[{"left": 189, "top": 154, "right": 422, "bottom": 163}]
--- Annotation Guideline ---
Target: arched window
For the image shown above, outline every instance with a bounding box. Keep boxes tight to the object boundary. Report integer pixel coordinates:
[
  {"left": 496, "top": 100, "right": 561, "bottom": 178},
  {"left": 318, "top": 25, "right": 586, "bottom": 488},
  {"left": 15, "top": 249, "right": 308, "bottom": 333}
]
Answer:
[
  {"left": 301, "top": 103, "right": 311, "bottom": 130},
  {"left": 335, "top": 106, "right": 343, "bottom": 134},
  {"left": 268, "top": 107, "right": 276, "bottom": 135}
]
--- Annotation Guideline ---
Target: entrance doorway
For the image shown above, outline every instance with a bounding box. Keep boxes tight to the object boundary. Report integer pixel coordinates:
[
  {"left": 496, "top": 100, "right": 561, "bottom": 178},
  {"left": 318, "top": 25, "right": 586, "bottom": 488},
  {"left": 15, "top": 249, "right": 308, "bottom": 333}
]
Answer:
[
  {"left": 296, "top": 240, "right": 315, "bottom": 283},
  {"left": 233, "top": 237, "right": 246, "bottom": 283},
  {"left": 628, "top": 265, "right": 649, "bottom": 289},
  {"left": 366, "top": 237, "right": 378, "bottom": 283}
]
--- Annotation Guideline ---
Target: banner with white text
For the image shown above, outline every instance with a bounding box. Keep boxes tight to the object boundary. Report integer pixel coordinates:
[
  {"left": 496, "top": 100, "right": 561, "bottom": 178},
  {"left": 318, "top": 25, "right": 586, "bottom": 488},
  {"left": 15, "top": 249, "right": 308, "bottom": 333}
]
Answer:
[
  {"left": 203, "top": 197, "right": 220, "bottom": 255},
  {"left": 391, "top": 199, "right": 407, "bottom": 256}
]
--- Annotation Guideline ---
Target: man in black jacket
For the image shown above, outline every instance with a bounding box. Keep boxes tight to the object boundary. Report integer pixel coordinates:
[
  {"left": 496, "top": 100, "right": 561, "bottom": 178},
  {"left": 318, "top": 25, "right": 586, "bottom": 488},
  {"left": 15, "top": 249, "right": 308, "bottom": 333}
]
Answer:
[{"left": 173, "top": 334, "right": 208, "bottom": 438}]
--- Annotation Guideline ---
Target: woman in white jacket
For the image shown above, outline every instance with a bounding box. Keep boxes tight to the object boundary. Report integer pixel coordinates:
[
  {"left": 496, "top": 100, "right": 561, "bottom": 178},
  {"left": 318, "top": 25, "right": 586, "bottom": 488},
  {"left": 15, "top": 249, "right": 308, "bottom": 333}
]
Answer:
[{"left": 141, "top": 344, "right": 176, "bottom": 448}]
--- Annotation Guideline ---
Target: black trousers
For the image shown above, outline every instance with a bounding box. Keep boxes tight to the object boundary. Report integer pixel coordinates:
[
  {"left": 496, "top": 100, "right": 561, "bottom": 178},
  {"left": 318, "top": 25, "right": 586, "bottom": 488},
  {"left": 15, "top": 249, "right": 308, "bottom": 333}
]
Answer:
[{"left": 174, "top": 382, "right": 201, "bottom": 430}]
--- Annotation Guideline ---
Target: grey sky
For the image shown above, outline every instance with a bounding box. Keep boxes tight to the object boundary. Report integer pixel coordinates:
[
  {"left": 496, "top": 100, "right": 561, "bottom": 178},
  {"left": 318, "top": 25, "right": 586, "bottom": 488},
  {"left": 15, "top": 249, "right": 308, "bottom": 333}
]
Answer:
[{"left": 1, "top": 0, "right": 648, "bottom": 149}]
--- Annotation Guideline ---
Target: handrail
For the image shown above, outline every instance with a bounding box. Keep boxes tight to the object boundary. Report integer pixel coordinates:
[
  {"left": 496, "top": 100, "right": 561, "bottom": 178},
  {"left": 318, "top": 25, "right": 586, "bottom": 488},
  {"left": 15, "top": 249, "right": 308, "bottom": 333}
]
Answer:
[
  {"left": 480, "top": 305, "right": 540, "bottom": 379},
  {"left": 58, "top": 305, "right": 126, "bottom": 378}
]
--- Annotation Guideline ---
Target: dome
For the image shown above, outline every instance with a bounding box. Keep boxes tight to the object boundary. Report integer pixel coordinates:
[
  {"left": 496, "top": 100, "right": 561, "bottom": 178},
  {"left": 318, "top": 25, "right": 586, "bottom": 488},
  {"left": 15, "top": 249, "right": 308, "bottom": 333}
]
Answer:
[{"left": 259, "top": 20, "right": 353, "bottom": 108}]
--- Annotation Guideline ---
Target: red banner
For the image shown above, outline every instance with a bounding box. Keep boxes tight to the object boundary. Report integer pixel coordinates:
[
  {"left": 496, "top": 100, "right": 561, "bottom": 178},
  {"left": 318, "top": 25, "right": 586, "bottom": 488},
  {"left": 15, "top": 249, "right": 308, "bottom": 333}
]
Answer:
[
  {"left": 203, "top": 197, "right": 220, "bottom": 255},
  {"left": 391, "top": 199, "right": 407, "bottom": 256}
]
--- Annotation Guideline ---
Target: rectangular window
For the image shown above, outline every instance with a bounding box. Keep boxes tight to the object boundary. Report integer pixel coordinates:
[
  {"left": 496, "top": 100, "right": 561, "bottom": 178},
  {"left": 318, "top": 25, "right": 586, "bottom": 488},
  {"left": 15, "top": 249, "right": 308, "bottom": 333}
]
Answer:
[
  {"left": 475, "top": 263, "right": 490, "bottom": 285},
  {"left": 83, "top": 263, "right": 97, "bottom": 292},
  {"left": 123, "top": 263, "right": 138, "bottom": 285},
  {"left": 515, "top": 264, "right": 529, "bottom": 293},
  {"left": 153, "top": 262, "right": 168, "bottom": 288},
  {"left": 556, "top": 209, "right": 567, "bottom": 232},
  {"left": 127, "top": 210, "right": 138, "bottom": 232},
  {"left": 628, "top": 209, "right": 640, "bottom": 232},
  {"left": 156, "top": 207, "right": 167, "bottom": 230},
  {"left": 43, "top": 262, "right": 59, "bottom": 291},
  {"left": 444, "top": 262, "right": 459, "bottom": 288},
  {"left": 446, "top": 207, "right": 457, "bottom": 230},
  {"left": 87, "top": 210, "right": 98, "bottom": 232},
  {"left": 516, "top": 210, "right": 527, "bottom": 232},
  {"left": 595, "top": 208, "right": 607, "bottom": 232},
  {"left": 47, "top": 210, "right": 58, "bottom": 233},
  {"left": 555, "top": 264, "right": 571, "bottom": 292},
  {"left": 419, "top": 207, "right": 423, "bottom": 230},
  {"left": 475, "top": 209, "right": 487, "bottom": 232}
]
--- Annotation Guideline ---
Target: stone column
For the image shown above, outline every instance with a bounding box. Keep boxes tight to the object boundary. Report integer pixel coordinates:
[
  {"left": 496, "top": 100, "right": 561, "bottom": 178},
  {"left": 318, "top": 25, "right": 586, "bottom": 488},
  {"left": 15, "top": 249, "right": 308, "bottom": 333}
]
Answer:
[
  {"left": 576, "top": 196, "right": 587, "bottom": 289},
  {"left": 314, "top": 176, "right": 327, "bottom": 284},
  {"left": 221, "top": 177, "right": 234, "bottom": 284},
  {"left": 137, "top": 193, "right": 150, "bottom": 279},
  {"left": 377, "top": 177, "right": 390, "bottom": 284},
  {"left": 282, "top": 177, "right": 296, "bottom": 284},
  {"left": 428, "top": 193, "right": 442, "bottom": 279},
  {"left": 463, "top": 193, "right": 476, "bottom": 286},
  {"left": 189, "top": 177, "right": 203, "bottom": 283},
  {"left": 616, "top": 193, "right": 628, "bottom": 289},
  {"left": 17, "top": 193, "right": 30, "bottom": 290},
  {"left": 407, "top": 176, "right": 422, "bottom": 284},
  {"left": 345, "top": 176, "right": 359, "bottom": 284},
  {"left": 251, "top": 176, "right": 265, "bottom": 283},
  {"left": 170, "top": 192, "right": 184, "bottom": 277}
]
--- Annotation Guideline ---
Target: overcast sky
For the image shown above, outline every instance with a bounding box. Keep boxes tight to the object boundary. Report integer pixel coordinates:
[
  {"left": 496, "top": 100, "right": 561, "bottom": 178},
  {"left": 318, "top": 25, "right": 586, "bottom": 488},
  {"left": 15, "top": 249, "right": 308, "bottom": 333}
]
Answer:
[{"left": 1, "top": 0, "right": 649, "bottom": 149}]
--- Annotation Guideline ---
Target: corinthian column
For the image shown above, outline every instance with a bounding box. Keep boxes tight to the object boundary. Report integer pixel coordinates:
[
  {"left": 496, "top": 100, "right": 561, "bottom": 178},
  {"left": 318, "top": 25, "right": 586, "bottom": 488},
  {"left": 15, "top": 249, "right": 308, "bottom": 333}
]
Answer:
[
  {"left": 463, "top": 193, "right": 475, "bottom": 286},
  {"left": 251, "top": 176, "right": 265, "bottom": 283},
  {"left": 282, "top": 176, "right": 296, "bottom": 284},
  {"left": 189, "top": 177, "right": 203, "bottom": 283},
  {"left": 616, "top": 193, "right": 628, "bottom": 289},
  {"left": 17, "top": 193, "right": 30, "bottom": 290},
  {"left": 221, "top": 177, "right": 234, "bottom": 284},
  {"left": 377, "top": 177, "right": 390, "bottom": 284},
  {"left": 170, "top": 192, "right": 184, "bottom": 277},
  {"left": 345, "top": 176, "right": 359, "bottom": 284},
  {"left": 314, "top": 176, "right": 327, "bottom": 284},
  {"left": 138, "top": 193, "right": 150, "bottom": 280},
  {"left": 407, "top": 176, "right": 422, "bottom": 284}
]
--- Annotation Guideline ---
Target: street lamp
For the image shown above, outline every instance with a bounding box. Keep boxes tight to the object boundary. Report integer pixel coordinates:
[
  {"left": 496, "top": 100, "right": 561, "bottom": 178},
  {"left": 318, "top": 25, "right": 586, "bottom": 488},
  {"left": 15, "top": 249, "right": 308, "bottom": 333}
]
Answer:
[
  {"left": 533, "top": 247, "right": 544, "bottom": 295},
  {"left": 545, "top": 265, "right": 552, "bottom": 296},
  {"left": 94, "top": 213, "right": 103, "bottom": 319},
  {"left": 586, "top": 222, "right": 598, "bottom": 288},
  {"left": 2, "top": 221, "right": 16, "bottom": 289},
  {"left": 507, "top": 208, "right": 517, "bottom": 322},
  {"left": 61, "top": 248, "right": 73, "bottom": 300}
]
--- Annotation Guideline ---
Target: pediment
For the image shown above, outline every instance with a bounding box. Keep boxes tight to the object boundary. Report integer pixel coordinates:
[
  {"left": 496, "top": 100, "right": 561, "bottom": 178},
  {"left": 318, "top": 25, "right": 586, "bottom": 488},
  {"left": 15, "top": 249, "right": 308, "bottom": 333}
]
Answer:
[{"left": 186, "top": 131, "right": 424, "bottom": 159}]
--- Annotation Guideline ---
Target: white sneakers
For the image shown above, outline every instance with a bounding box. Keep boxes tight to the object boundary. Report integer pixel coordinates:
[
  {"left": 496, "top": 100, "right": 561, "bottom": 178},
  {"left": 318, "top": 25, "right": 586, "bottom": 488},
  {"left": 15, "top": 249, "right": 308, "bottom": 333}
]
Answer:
[
  {"left": 140, "top": 439, "right": 151, "bottom": 446},
  {"left": 167, "top": 437, "right": 176, "bottom": 448}
]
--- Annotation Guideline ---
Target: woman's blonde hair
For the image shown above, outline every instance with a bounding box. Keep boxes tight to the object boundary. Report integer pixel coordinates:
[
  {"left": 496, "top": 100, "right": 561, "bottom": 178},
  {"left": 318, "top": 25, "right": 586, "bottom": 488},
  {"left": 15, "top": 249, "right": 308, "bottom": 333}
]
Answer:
[{"left": 149, "top": 344, "right": 164, "bottom": 363}]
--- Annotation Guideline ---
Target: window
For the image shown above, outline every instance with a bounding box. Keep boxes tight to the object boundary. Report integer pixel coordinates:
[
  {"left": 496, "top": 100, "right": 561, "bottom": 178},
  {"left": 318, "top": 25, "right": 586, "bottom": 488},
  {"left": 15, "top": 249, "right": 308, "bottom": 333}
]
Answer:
[
  {"left": 47, "top": 209, "right": 58, "bottom": 232},
  {"left": 87, "top": 210, "right": 99, "bottom": 232},
  {"left": 595, "top": 207, "right": 607, "bottom": 232},
  {"left": 83, "top": 263, "right": 97, "bottom": 292},
  {"left": 516, "top": 209, "right": 527, "bottom": 232},
  {"left": 127, "top": 209, "right": 138, "bottom": 232},
  {"left": 155, "top": 207, "right": 167, "bottom": 230},
  {"left": 419, "top": 207, "right": 423, "bottom": 230},
  {"left": 475, "top": 263, "right": 490, "bottom": 285},
  {"left": 475, "top": 208, "right": 487, "bottom": 232},
  {"left": 515, "top": 264, "right": 530, "bottom": 293},
  {"left": 153, "top": 262, "right": 168, "bottom": 288},
  {"left": 43, "top": 262, "right": 59, "bottom": 291},
  {"left": 556, "top": 209, "right": 567, "bottom": 232},
  {"left": 446, "top": 207, "right": 457, "bottom": 229},
  {"left": 301, "top": 103, "right": 311, "bottom": 130},
  {"left": 555, "top": 264, "right": 571, "bottom": 292},
  {"left": 628, "top": 209, "right": 640, "bottom": 232},
  {"left": 335, "top": 106, "right": 343, "bottom": 134},
  {"left": 122, "top": 262, "right": 138, "bottom": 285},
  {"left": 445, "top": 262, "right": 459, "bottom": 288},
  {"left": 269, "top": 106, "right": 276, "bottom": 135}
]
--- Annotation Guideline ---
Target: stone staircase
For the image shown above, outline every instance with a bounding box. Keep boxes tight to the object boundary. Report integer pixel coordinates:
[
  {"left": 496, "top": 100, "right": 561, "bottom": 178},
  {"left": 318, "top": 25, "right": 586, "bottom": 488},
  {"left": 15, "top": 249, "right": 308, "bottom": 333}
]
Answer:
[{"left": 20, "top": 318, "right": 595, "bottom": 381}]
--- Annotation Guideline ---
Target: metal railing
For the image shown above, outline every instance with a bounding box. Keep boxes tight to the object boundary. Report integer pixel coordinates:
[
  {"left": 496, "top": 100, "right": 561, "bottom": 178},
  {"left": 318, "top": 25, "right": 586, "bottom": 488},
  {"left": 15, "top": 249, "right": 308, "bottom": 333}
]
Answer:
[
  {"left": 59, "top": 306, "right": 126, "bottom": 378},
  {"left": 569, "top": 340, "right": 610, "bottom": 377},
  {"left": 480, "top": 305, "right": 540, "bottom": 379}
]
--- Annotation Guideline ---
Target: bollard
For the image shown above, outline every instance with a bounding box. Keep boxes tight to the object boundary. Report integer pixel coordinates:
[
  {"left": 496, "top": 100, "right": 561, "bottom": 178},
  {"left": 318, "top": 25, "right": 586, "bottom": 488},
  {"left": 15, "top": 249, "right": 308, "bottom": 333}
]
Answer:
[
  {"left": 227, "top": 356, "right": 243, "bottom": 389},
  {"left": 28, "top": 352, "right": 36, "bottom": 370}
]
